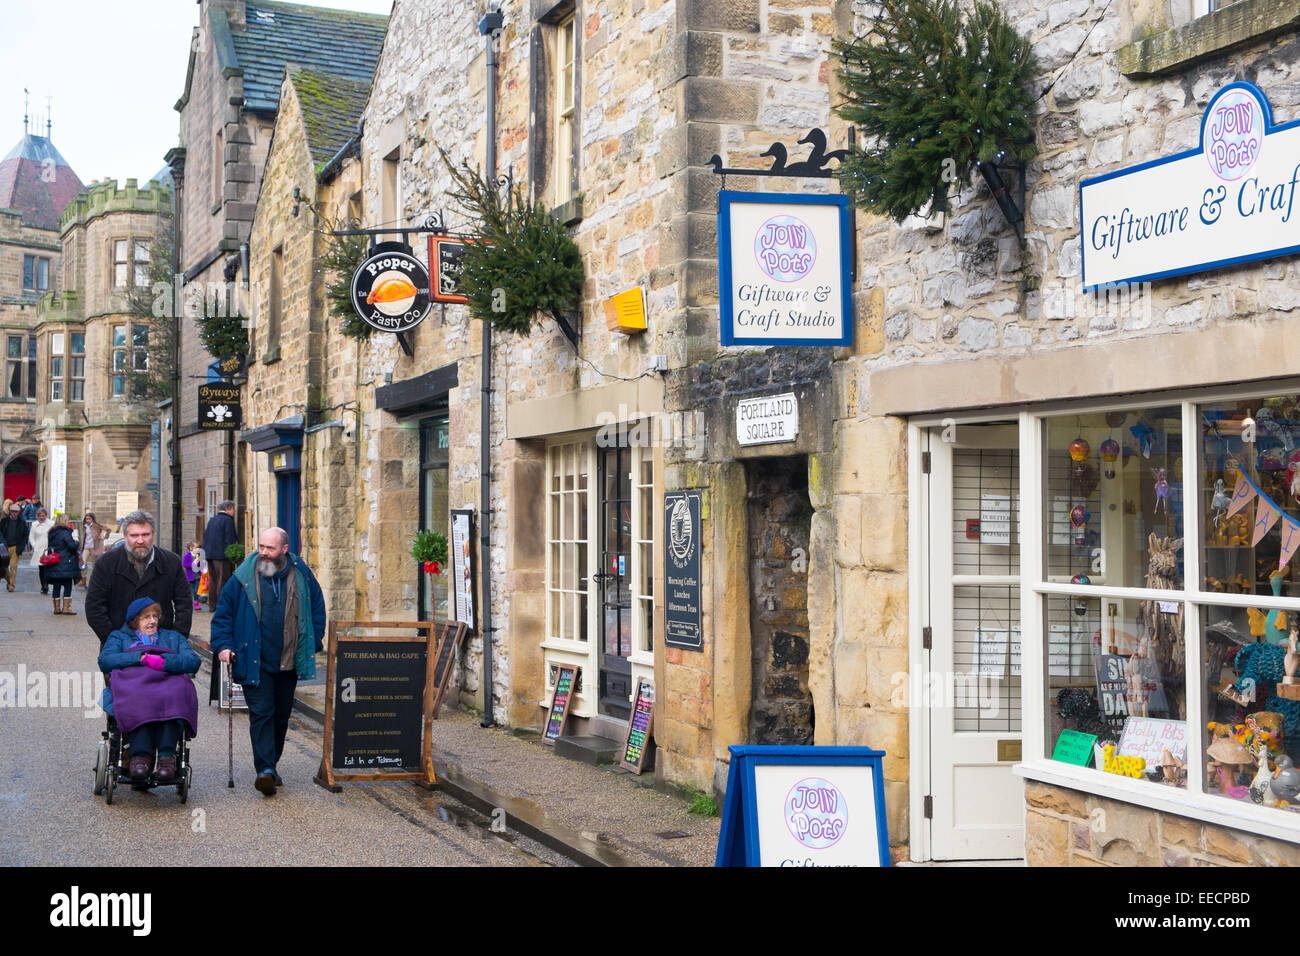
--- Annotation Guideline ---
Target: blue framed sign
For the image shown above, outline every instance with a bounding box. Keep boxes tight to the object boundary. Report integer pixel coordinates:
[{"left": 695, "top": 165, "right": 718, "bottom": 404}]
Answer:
[
  {"left": 718, "top": 191, "right": 854, "bottom": 347},
  {"left": 1080, "top": 82, "right": 1300, "bottom": 292},
  {"left": 716, "top": 745, "right": 891, "bottom": 867}
]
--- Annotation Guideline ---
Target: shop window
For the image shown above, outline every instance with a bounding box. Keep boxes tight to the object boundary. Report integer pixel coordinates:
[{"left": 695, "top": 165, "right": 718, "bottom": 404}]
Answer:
[
  {"left": 49, "top": 332, "right": 64, "bottom": 402},
  {"left": 419, "top": 415, "right": 450, "bottom": 623},
  {"left": 546, "top": 439, "right": 592, "bottom": 645},
  {"left": 22, "top": 255, "right": 49, "bottom": 292}
]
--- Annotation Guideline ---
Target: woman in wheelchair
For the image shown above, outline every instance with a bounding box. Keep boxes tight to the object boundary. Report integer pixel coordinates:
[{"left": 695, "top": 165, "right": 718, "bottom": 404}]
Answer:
[{"left": 98, "top": 597, "right": 199, "bottom": 783}]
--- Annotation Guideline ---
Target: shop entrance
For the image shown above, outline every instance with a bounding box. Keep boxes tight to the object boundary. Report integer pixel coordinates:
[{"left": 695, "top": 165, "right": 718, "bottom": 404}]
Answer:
[
  {"left": 596, "top": 445, "right": 633, "bottom": 720},
  {"left": 745, "top": 457, "right": 814, "bottom": 745},
  {"left": 922, "top": 423, "right": 1025, "bottom": 860}
]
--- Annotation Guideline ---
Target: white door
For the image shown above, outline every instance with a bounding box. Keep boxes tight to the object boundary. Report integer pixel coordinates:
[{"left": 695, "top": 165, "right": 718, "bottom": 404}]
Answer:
[{"left": 925, "top": 423, "right": 1026, "bottom": 860}]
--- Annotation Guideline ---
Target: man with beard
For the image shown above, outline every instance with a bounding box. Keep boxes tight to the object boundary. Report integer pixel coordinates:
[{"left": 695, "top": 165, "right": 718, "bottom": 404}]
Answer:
[
  {"left": 0, "top": 503, "right": 28, "bottom": 591},
  {"left": 212, "top": 527, "right": 325, "bottom": 796},
  {"left": 86, "top": 510, "right": 193, "bottom": 646}
]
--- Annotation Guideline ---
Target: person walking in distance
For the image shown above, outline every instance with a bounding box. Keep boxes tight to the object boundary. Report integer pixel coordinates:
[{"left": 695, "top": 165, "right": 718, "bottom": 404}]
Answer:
[
  {"left": 27, "top": 507, "right": 55, "bottom": 595},
  {"left": 203, "top": 500, "right": 238, "bottom": 613},
  {"left": 0, "top": 503, "right": 28, "bottom": 592},
  {"left": 182, "top": 540, "right": 204, "bottom": 611},
  {"left": 80, "top": 512, "right": 105, "bottom": 586},
  {"left": 211, "top": 528, "right": 325, "bottom": 796},
  {"left": 85, "top": 510, "right": 193, "bottom": 645},
  {"left": 44, "top": 519, "right": 81, "bottom": 614}
]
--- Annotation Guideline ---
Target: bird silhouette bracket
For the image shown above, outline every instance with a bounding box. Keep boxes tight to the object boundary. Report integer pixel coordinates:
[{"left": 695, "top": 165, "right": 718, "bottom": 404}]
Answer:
[{"left": 706, "top": 128, "right": 847, "bottom": 182}]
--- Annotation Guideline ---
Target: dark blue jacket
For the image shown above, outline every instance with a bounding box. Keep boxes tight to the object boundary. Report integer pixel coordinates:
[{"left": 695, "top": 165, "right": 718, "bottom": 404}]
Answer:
[
  {"left": 202, "top": 511, "right": 238, "bottom": 562},
  {"left": 44, "top": 525, "right": 80, "bottom": 580},
  {"left": 97, "top": 626, "right": 201, "bottom": 717},
  {"left": 210, "top": 553, "right": 326, "bottom": 687}
]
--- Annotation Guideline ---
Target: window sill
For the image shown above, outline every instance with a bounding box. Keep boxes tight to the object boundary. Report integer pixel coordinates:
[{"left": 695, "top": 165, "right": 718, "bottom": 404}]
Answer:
[
  {"left": 1015, "top": 758, "right": 1300, "bottom": 845},
  {"left": 550, "top": 195, "right": 584, "bottom": 227},
  {"left": 1118, "top": 0, "right": 1300, "bottom": 78},
  {"left": 262, "top": 347, "right": 280, "bottom": 365}
]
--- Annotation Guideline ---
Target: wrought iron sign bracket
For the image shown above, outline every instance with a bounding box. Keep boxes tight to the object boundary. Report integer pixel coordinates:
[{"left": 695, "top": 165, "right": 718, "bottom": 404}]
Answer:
[{"left": 706, "top": 127, "right": 848, "bottom": 190}]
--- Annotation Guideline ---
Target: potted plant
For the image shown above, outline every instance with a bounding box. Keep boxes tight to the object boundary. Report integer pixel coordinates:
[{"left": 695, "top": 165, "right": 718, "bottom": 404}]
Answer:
[
  {"left": 225, "top": 543, "right": 246, "bottom": 564},
  {"left": 411, "top": 529, "right": 449, "bottom": 575}
]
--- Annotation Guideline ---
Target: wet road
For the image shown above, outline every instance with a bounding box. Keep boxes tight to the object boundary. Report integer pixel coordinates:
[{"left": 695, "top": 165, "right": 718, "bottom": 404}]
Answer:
[{"left": 0, "top": 569, "right": 567, "bottom": 866}]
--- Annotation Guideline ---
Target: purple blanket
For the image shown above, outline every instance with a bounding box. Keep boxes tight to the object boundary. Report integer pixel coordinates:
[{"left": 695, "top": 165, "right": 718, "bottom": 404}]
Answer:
[{"left": 111, "top": 652, "right": 199, "bottom": 738}]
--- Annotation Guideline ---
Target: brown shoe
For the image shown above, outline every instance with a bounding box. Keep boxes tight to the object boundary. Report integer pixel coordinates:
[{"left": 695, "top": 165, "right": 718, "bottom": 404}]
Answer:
[
  {"left": 52, "top": 597, "right": 61, "bottom": 615},
  {"left": 62, "top": 598, "right": 76, "bottom": 615},
  {"left": 129, "top": 754, "right": 152, "bottom": 781},
  {"left": 155, "top": 754, "right": 177, "bottom": 782}
]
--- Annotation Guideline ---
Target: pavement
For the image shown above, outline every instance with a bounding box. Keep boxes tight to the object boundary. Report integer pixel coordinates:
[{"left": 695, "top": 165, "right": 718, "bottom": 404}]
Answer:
[{"left": 179, "top": 583, "right": 719, "bottom": 867}]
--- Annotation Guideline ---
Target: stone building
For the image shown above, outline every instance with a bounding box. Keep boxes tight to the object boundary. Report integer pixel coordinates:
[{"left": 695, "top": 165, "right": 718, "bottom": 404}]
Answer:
[
  {"left": 36, "top": 177, "right": 172, "bottom": 525},
  {"left": 166, "top": 0, "right": 387, "bottom": 553},
  {"left": 0, "top": 128, "right": 83, "bottom": 502}
]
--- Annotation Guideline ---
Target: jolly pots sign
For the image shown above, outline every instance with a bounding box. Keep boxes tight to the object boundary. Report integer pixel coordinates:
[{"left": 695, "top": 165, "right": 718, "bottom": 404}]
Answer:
[
  {"left": 1080, "top": 83, "right": 1300, "bottom": 291},
  {"left": 718, "top": 192, "right": 853, "bottom": 347},
  {"left": 350, "top": 241, "right": 433, "bottom": 333}
]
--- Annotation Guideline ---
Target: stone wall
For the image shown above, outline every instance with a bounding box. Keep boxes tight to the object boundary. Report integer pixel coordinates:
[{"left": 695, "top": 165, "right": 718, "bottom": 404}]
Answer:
[{"left": 1025, "top": 781, "right": 1300, "bottom": 866}]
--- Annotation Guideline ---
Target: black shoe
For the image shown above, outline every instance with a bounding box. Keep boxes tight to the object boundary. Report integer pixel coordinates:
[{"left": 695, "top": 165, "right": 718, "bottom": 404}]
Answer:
[
  {"left": 255, "top": 772, "right": 277, "bottom": 796},
  {"left": 273, "top": 773, "right": 283, "bottom": 788}
]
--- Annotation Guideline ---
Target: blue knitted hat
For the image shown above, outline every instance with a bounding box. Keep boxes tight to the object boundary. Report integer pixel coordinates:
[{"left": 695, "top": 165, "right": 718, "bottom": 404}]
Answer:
[{"left": 126, "top": 597, "right": 161, "bottom": 626}]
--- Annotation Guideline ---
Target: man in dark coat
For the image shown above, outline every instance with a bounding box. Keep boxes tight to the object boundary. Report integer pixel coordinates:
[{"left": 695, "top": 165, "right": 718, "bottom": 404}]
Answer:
[
  {"left": 0, "top": 503, "right": 28, "bottom": 592},
  {"left": 86, "top": 510, "right": 192, "bottom": 646},
  {"left": 202, "top": 500, "right": 238, "bottom": 613}
]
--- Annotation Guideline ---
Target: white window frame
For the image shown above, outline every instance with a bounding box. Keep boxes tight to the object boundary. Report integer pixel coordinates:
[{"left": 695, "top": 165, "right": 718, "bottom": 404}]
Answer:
[
  {"left": 554, "top": 13, "right": 576, "bottom": 205},
  {"left": 543, "top": 437, "right": 597, "bottom": 716},
  {"left": 909, "top": 380, "right": 1300, "bottom": 844},
  {"left": 631, "top": 441, "right": 655, "bottom": 665}
]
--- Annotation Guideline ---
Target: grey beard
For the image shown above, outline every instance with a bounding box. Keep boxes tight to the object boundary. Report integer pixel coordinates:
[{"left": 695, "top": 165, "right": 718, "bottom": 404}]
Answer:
[
  {"left": 257, "top": 555, "right": 287, "bottom": 577},
  {"left": 127, "top": 547, "right": 152, "bottom": 573}
]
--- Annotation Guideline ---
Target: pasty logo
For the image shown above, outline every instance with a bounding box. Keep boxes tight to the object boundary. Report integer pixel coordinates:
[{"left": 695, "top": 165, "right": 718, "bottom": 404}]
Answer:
[
  {"left": 668, "top": 497, "right": 693, "bottom": 567},
  {"left": 784, "top": 777, "right": 848, "bottom": 850},
  {"left": 755, "top": 215, "right": 815, "bottom": 282},
  {"left": 350, "top": 242, "right": 433, "bottom": 334},
  {"left": 1205, "top": 88, "right": 1264, "bottom": 182}
]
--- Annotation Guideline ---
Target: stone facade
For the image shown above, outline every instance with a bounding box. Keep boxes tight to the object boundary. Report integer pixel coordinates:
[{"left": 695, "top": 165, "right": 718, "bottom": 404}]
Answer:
[{"left": 35, "top": 178, "right": 172, "bottom": 522}]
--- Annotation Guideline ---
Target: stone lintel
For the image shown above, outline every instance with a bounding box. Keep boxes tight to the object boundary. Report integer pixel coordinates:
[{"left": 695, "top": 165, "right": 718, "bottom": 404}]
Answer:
[{"left": 1118, "top": 0, "right": 1300, "bottom": 77}]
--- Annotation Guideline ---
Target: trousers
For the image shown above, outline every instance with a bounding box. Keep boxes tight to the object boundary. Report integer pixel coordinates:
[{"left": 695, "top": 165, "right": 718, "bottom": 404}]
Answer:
[{"left": 241, "top": 668, "right": 298, "bottom": 773}]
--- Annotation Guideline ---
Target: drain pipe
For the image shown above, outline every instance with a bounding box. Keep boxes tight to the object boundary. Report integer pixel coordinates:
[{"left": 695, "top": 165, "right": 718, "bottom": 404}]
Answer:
[{"left": 478, "top": 2, "right": 503, "bottom": 728}]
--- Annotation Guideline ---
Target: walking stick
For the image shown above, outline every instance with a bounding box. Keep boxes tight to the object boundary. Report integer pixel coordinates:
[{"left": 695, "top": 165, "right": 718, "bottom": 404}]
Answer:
[{"left": 225, "top": 653, "right": 235, "bottom": 788}]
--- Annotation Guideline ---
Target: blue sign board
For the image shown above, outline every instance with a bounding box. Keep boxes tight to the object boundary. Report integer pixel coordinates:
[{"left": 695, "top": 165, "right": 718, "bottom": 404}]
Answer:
[{"left": 716, "top": 745, "right": 891, "bottom": 867}]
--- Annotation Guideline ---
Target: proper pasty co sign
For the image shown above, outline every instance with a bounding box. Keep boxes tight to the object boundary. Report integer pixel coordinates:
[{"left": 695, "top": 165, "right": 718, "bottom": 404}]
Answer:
[
  {"left": 736, "top": 392, "right": 799, "bottom": 447},
  {"left": 350, "top": 241, "right": 433, "bottom": 333},
  {"left": 1080, "top": 82, "right": 1300, "bottom": 291},
  {"left": 718, "top": 191, "right": 853, "bottom": 347}
]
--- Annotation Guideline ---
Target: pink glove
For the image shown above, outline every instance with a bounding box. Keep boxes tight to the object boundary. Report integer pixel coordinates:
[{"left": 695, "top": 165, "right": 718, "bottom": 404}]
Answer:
[{"left": 141, "top": 654, "right": 165, "bottom": 671}]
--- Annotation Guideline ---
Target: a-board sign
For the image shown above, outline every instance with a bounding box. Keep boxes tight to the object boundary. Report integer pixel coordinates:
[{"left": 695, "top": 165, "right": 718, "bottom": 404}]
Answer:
[
  {"left": 314, "top": 621, "right": 438, "bottom": 791},
  {"left": 542, "top": 665, "right": 579, "bottom": 745},
  {"left": 198, "top": 383, "right": 241, "bottom": 430},
  {"left": 717, "top": 745, "right": 891, "bottom": 867},
  {"left": 430, "top": 620, "right": 468, "bottom": 719},
  {"left": 451, "top": 509, "right": 476, "bottom": 632},
  {"left": 1052, "top": 729, "right": 1097, "bottom": 766},
  {"left": 620, "top": 678, "right": 655, "bottom": 773},
  {"left": 218, "top": 659, "right": 247, "bottom": 712},
  {"left": 664, "top": 490, "right": 703, "bottom": 650}
]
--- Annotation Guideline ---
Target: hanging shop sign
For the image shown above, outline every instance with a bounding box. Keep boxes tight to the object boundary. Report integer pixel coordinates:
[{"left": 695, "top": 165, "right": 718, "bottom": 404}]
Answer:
[
  {"left": 716, "top": 745, "right": 891, "bottom": 867},
  {"left": 350, "top": 240, "right": 433, "bottom": 333},
  {"left": 664, "top": 490, "right": 703, "bottom": 651},
  {"left": 718, "top": 191, "right": 853, "bottom": 347},
  {"left": 216, "top": 352, "right": 247, "bottom": 378},
  {"left": 736, "top": 392, "right": 799, "bottom": 447},
  {"left": 428, "top": 236, "right": 472, "bottom": 304},
  {"left": 198, "top": 383, "right": 241, "bottom": 430},
  {"left": 1080, "top": 82, "right": 1300, "bottom": 291}
]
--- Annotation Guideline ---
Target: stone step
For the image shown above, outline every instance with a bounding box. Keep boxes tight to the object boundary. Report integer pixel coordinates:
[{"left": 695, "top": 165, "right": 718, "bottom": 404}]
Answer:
[{"left": 554, "top": 734, "right": 622, "bottom": 766}]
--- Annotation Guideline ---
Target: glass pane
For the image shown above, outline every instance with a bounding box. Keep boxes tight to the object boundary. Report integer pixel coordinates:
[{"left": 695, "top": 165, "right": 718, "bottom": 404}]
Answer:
[
  {"left": 37, "top": 258, "right": 48, "bottom": 290},
  {"left": 133, "top": 326, "right": 148, "bottom": 346},
  {"left": 70, "top": 380, "right": 83, "bottom": 402},
  {"left": 576, "top": 542, "right": 587, "bottom": 592},
  {"left": 70, "top": 356, "right": 84, "bottom": 377},
  {"left": 7, "top": 336, "right": 20, "bottom": 358},
  {"left": 135, "top": 241, "right": 150, "bottom": 262},
  {"left": 952, "top": 584, "right": 1022, "bottom": 733},
  {"left": 112, "top": 374, "right": 124, "bottom": 396},
  {"left": 22, "top": 257, "right": 34, "bottom": 289},
  {"left": 8, "top": 361, "right": 21, "bottom": 398},
  {"left": 577, "top": 489, "right": 588, "bottom": 539},
  {"left": 114, "top": 240, "right": 127, "bottom": 261},
  {"left": 642, "top": 598, "right": 653, "bottom": 652},
  {"left": 133, "top": 350, "right": 148, "bottom": 371},
  {"left": 1046, "top": 594, "right": 1186, "bottom": 788},
  {"left": 70, "top": 333, "right": 84, "bottom": 355},
  {"left": 113, "top": 351, "right": 125, "bottom": 372},
  {"left": 549, "top": 589, "right": 560, "bottom": 639},
  {"left": 114, "top": 264, "right": 127, "bottom": 287},
  {"left": 51, "top": 381, "right": 61, "bottom": 401},
  {"left": 51, "top": 357, "right": 62, "bottom": 378},
  {"left": 565, "top": 491, "right": 577, "bottom": 539},
  {"left": 550, "top": 492, "right": 560, "bottom": 540},
  {"left": 577, "top": 592, "right": 588, "bottom": 643},
  {"left": 562, "top": 544, "right": 574, "bottom": 590},
  {"left": 51, "top": 333, "right": 64, "bottom": 356},
  {"left": 1045, "top": 407, "right": 1183, "bottom": 590},
  {"left": 113, "top": 327, "right": 126, "bottom": 348},
  {"left": 640, "top": 541, "right": 652, "bottom": 597}
]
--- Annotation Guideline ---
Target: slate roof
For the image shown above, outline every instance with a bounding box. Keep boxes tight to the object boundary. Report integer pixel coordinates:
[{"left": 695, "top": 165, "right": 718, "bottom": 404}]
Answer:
[
  {"left": 0, "top": 133, "right": 85, "bottom": 230},
  {"left": 290, "top": 68, "right": 371, "bottom": 167},
  {"left": 230, "top": 1, "right": 388, "bottom": 114}
]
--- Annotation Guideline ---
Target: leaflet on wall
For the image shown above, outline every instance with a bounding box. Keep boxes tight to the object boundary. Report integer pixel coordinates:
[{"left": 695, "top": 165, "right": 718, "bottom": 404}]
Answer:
[
  {"left": 979, "top": 494, "right": 1012, "bottom": 546},
  {"left": 1080, "top": 82, "right": 1300, "bottom": 291},
  {"left": 718, "top": 192, "right": 853, "bottom": 347}
]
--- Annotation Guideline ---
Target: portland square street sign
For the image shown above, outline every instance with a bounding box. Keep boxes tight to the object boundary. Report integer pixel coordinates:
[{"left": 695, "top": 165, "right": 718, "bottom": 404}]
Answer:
[{"left": 350, "top": 241, "right": 434, "bottom": 333}]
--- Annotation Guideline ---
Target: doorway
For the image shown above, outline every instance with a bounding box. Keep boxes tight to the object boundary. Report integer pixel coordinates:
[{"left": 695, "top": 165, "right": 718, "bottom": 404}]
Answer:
[
  {"left": 921, "top": 423, "right": 1025, "bottom": 860},
  {"left": 597, "top": 445, "right": 633, "bottom": 720}
]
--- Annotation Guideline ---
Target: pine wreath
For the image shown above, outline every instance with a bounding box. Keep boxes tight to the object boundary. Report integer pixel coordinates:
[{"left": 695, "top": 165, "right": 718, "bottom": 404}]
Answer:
[
  {"left": 833, "top": 0, "right": 1038, "bottom": 224},
  {"left": 319, "top": 226, "right": 373, "bottom": 340},
  {"left": 441, "top": 147, "right": 584, "bottom": 336}
]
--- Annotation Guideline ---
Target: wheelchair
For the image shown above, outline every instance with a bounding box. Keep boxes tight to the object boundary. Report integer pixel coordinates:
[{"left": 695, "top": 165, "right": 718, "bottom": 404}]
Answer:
[{"left": 93, "top": 715, "right": 193, "bottom": 804}]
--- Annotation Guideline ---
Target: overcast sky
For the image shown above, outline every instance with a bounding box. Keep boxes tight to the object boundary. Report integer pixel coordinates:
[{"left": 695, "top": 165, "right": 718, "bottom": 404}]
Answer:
[{"left": 0, "top": 0, "right": 393, "bottom": 186}]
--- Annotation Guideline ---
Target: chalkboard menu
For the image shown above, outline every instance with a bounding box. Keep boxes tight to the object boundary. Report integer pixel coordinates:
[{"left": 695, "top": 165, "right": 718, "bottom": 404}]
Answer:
[
  {"left": 543, "top": 665, "right": 579, "bottom": 745},
  {"left": 664, "top": 491, "right": 703, "bottom": 650},
  {"left": 332, "top": 640, "right": 427, "bottom": 770},
  {"left": 430, "top": 620, "right": 468, "bottom": 719},
  {"left": 620, "top": 678, "right": 655, "bottom": 773},
  {"left": 315, "top": 621, "right": 438, "bottom": 791}
]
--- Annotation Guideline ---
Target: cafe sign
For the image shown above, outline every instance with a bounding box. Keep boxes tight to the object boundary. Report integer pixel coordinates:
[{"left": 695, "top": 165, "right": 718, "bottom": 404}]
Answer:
[
  {"left": 1080, "top": 82, "right": 1300, "bottom": 292},
  {"left": 350, "top": 241, "right": 433, "bottom": 333},
  {"left": 718, "top": 191, "right": 853, "bottom": 347}
]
